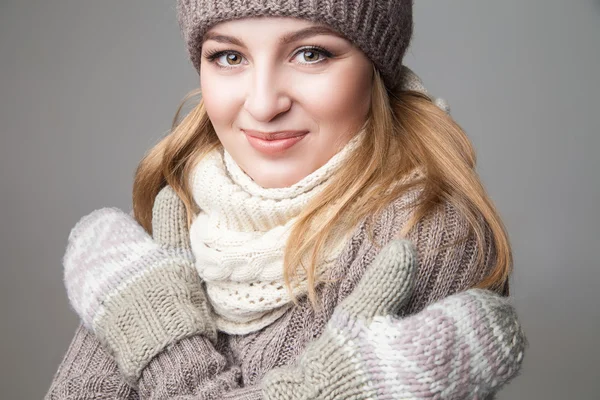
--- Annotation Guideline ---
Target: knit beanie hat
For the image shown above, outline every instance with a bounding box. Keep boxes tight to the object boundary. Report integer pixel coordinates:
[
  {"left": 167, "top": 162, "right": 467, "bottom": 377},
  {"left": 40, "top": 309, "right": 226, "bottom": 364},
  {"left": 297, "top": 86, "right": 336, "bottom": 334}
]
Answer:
[{"left": 176, "top": 1, "right": 414, "bottom": 91}]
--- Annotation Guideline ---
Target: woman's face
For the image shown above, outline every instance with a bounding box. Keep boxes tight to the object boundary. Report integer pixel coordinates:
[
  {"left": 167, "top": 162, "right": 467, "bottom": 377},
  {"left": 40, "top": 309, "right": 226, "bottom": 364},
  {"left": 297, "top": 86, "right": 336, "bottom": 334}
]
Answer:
[{"left": 199, "top": 17, "right": 373, "bottom": 188}]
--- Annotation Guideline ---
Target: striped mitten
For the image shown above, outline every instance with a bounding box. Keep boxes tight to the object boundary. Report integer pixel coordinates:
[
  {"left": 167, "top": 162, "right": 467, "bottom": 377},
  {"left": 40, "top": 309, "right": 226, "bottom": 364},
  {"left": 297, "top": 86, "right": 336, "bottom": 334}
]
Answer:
[
  {"left": 63, "top": 186, "right": 216, "bottom": 386},
  {"left": 261, "top": 239, "right": 527, "bottom": 400}
]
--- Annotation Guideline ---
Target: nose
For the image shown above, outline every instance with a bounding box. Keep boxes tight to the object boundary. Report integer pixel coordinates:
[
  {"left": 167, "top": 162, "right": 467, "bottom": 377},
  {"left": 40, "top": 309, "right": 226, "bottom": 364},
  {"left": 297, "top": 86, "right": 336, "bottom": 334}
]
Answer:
[{"left": 243, "top": 64, "right": 292, "bottom": 122}]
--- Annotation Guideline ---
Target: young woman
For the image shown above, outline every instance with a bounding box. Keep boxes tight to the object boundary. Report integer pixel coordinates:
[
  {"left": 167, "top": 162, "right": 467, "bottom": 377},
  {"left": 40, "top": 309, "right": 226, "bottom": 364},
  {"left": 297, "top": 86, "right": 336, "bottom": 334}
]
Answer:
[{"left": 46, "top": 1, "right": 526, "bottom": 399}]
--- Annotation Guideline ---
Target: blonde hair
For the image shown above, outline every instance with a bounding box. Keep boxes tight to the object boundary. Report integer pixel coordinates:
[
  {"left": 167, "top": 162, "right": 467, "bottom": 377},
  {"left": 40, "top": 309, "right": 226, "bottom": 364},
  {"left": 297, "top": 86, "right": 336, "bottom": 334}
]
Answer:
[{"left": 132, "top": 65, "right": 512, "bottom": 307}]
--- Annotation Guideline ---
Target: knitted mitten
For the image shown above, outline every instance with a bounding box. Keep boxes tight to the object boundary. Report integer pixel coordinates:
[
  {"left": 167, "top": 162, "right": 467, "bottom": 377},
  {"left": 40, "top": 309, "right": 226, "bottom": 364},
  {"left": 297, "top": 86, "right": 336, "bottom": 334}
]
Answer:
[
  {"left": 261, "top": 239, "right": 527, "bottom": 400},
  {"left": 63, "top": 186, "right": 216, "bottom": 386}
]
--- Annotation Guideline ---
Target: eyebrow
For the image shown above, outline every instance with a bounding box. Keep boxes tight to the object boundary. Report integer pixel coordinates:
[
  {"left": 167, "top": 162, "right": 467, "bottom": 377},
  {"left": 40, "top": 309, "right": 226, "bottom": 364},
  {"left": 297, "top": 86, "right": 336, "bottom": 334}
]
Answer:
[{"left": 202, "top": 25, "right": 346, "bottom": 47}]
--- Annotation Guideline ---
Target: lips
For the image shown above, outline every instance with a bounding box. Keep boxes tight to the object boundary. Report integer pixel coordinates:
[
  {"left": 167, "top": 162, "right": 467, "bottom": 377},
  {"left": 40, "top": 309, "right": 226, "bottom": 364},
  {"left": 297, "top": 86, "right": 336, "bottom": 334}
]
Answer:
[
  {"left": 242, "top": 129, "right": 308, "bottom": 140},
  {"left": 243, "top": 129, "right": 308, "bottom": 155}
]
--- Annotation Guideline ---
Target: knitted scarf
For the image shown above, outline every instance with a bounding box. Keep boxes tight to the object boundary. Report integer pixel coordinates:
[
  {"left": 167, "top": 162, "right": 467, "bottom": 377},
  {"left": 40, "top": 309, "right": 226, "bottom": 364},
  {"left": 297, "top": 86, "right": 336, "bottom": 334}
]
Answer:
[{"left": 188, "top": 129, "right": 365, "bottom": 334}]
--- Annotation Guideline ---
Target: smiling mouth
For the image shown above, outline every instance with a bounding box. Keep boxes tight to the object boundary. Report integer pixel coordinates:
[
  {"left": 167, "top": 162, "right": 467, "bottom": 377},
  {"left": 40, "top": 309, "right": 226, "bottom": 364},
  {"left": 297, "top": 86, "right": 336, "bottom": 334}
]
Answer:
[
  {"left": 242, "top": 129, "right": 309, "bottom": 141},
  {"left": 243, "top": 130, "right": 308, "bottom": 155}
]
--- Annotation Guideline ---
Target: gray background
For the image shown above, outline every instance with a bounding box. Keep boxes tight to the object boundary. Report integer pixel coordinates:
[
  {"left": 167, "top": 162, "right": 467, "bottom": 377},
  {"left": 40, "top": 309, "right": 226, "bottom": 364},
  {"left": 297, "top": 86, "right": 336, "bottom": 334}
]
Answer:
[{"left": 1, "top": 0, "right": 598, "bottom": 398}]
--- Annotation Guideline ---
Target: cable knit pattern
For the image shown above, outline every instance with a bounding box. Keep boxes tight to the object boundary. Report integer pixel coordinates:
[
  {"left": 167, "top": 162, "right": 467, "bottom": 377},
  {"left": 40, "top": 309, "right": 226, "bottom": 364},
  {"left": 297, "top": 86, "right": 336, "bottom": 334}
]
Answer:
[{"left": 189, "top": 127, "right": 366, "bottom": 334}]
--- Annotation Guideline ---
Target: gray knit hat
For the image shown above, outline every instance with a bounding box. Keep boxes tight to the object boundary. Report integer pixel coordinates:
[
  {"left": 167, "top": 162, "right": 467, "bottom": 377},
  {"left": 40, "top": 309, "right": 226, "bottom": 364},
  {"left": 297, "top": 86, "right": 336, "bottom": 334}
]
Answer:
[{"left": 176, "top": 1, "right": 413, "bottom": 91}]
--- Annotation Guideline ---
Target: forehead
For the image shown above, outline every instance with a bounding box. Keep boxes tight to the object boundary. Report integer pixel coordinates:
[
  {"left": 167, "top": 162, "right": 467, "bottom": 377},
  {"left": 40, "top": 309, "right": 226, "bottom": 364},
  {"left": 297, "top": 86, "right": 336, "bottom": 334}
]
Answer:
[{"left": 202, "top": 17, "right": 347, "bottom": 45}]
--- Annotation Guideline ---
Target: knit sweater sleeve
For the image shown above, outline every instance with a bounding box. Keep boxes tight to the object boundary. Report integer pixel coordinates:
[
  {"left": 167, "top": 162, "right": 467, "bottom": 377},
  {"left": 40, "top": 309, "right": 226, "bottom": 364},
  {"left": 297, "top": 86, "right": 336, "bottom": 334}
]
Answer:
[
  {"left": 334, "top": 190, "right": 506, "bottom": 323},
  {"left": 44, "top": 321, "right": 255, "bottom": 400},
  {"left": 400, "top": 197, "right": 506, "bottom": 314},
  {"left": 44, "top": 323, "right": 138, "bottom": 400}
]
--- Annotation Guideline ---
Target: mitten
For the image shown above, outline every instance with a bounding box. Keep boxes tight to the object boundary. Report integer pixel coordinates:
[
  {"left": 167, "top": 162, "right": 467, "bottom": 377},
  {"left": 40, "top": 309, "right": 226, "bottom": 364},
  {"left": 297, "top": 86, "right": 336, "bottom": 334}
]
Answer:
[
  {"left": 63, "top": 187, "right": 216, "bottom": 387},
  {"left": 261, "top": 239, "right": 526, "bottom": 399}
]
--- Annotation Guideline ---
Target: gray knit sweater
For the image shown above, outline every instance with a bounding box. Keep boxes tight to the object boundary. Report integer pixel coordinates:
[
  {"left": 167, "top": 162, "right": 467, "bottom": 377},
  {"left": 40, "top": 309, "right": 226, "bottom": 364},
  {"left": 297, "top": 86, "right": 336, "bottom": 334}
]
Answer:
[{"left": 45, "top": 188, "right": 508, "bottom": 399}]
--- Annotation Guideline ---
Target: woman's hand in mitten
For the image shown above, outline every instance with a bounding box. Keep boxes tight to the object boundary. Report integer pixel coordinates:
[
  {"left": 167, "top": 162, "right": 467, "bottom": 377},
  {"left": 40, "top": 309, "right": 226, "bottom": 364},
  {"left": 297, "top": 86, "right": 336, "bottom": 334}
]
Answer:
[
  {"left": 261, "top": 239, "right": 527, "bottom": 400},
  {"left": 62, "top": 186, "right": 216, "bottom": 387}
]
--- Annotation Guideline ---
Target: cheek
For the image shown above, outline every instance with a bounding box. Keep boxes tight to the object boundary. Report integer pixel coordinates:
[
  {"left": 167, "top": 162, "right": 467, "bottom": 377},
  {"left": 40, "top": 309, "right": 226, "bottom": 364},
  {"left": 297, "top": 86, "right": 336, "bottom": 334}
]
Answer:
[
  {"left": 200, "top": 69, "right": 241, "bottom": 127},
  {"left": 295, "top": 66, "right": 371, "bottom": 124}
]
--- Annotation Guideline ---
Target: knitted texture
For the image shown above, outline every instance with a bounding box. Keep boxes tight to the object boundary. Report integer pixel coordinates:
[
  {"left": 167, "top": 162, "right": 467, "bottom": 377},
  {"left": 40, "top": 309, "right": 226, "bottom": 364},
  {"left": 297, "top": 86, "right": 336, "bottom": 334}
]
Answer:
[
  {"left": 138, "top": 333, "right": 244, "bottom": 400},
  {"left": 188, "top": 127, "right": 366, "bottom": 334},
  {"left": 47, "top": 185, "right": 519, "bottom": 399},
  {"left": 220, "top": 183, "right": 509, "bottom": 391},
  {"left": 62, "top": 199, "right": 216, "bottom": 387},
  {"left": 43, "top": 324, "right": 137, "bottom": 400},
  {"left": 175, "top": 0, "right": 413, "bottom": 90},
  {"left": 261, "top": 240, "right": 526, "bottom": 400}
]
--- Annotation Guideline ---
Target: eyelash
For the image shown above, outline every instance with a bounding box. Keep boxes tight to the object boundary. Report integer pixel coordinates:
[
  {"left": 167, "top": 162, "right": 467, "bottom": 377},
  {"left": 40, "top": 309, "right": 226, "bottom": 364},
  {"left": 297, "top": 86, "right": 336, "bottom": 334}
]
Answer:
[{"left": 203, "top": 46, "right": 334, "bottom": 70}]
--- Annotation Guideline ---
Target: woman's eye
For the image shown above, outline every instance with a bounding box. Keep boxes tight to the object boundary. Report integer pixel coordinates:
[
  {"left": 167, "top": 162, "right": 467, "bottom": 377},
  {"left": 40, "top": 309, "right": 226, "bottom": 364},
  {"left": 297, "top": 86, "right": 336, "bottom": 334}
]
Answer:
[
  {"left": 202, "top": 51, "right": 244, "bottom": 69},
  {"left": 217, "top": 52, "right": 243, "bottom": 68},
  {"left": 292, "top": 47, "right": 332, "bottom": 65}
]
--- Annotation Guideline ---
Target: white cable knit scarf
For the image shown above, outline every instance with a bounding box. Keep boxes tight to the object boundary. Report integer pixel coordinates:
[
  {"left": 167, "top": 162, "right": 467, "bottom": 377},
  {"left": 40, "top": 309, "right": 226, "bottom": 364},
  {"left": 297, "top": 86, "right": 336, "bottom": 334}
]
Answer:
[{"left": 188, "top": 129, "right": 365, "bottom": 334}]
